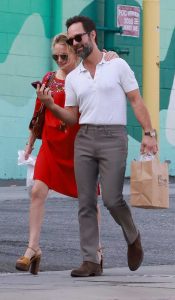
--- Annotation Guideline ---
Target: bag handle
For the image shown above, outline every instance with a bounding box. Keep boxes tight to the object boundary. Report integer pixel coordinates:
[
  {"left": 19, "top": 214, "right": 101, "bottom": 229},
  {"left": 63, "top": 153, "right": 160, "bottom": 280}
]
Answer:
[
  {"left": 45, "top": 71, "right": 56, "bottom": 87},
  {"left": 39, "top": 72, "right": 56, "bottom": 111}
]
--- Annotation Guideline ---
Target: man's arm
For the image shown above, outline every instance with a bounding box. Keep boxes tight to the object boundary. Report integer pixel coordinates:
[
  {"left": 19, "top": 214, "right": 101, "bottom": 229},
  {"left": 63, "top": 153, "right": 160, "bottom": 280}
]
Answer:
[
  {"left": 36, "top": 83, "right": 79, "bottom": 125},
  {"left": 127, "top": 89, "right": 158, "bottom": 154},
  {"left": 50, "top": 103, "right": 78, "bottom": 125}
]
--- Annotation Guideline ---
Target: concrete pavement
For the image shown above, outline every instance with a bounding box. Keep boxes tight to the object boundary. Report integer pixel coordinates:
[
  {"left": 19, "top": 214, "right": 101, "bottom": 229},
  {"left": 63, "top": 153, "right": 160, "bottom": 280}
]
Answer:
[
  {"left": 0, "top": 265, "right": 175, "bottom": 300},
  {"left": 0, "top": 178, "right": 175, "bottom": 299},
  {"left": 1, "top": 177, "right": 174, "bottom": 201}
]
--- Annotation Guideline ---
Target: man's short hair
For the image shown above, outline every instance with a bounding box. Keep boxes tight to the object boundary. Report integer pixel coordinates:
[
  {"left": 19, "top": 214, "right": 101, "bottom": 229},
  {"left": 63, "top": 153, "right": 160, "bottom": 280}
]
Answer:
[{"left": 66, "top": 15, "right": 97, "bottom": 44}]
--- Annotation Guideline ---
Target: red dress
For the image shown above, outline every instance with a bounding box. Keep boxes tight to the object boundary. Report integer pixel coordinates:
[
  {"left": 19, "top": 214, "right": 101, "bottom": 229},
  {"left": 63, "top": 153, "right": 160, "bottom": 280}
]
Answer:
[{"left": 32, "top": 72, "right": 79, "bottom": 197}]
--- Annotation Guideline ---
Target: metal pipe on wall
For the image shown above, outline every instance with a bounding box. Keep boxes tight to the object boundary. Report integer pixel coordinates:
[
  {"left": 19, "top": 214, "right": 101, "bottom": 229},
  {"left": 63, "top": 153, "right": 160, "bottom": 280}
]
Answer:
[{"left": 143, "top": 0, "right": 160, "bottom": 135}]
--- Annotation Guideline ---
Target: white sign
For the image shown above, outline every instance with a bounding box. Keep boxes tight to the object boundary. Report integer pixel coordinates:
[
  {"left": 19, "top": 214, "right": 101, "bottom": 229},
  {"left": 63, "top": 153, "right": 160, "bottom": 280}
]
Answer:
[{"left": 117, "top": 5, "right": 140, "bottom": 37}]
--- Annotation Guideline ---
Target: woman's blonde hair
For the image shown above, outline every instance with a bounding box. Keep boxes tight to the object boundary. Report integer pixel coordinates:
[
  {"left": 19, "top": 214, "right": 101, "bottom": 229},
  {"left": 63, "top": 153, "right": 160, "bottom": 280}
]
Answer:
[{"left": 51, "top": 32, "right": 74, "bottom": 53}]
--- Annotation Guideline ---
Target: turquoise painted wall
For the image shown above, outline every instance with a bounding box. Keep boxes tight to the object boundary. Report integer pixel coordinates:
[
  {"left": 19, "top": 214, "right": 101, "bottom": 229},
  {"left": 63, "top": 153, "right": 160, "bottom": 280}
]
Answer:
[
  {"left": 0, "top": 0, "right": 53, "bottom": 178},
  {"left": 159, "top": 0, "right": 175, "bottom": 175},
  {"left": 103, "top": 0, "right": 175, "bottom": 175},
  {"left": 0, "top": 0, "right": 174, "bottom": 179}
]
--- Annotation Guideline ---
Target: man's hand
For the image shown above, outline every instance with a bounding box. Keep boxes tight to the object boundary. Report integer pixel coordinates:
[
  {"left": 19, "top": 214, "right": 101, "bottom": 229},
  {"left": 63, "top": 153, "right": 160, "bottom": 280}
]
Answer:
[{"left": 140, "top": 135, "right": 158, "bottom": 154}]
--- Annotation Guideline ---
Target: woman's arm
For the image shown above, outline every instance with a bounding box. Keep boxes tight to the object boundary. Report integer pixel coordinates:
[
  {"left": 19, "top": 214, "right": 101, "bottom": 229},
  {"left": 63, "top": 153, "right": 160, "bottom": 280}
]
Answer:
[
  {"left": 36, "top": 83, "right": 79, "bottom": 125},
  {"left": 25, "top": 131, "right": 36, "bottom": 160}
]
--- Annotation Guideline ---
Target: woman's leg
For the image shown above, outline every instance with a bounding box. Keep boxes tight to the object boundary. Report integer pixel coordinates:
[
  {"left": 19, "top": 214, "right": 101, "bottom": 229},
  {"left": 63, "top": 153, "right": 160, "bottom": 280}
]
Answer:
[
  {"left": 96, "top": 204, "right": 103, "bottom": 265},
  {"left": 97, "top": 204, "right": 101, "bottom": 247},
  {"left": 24, "top": 179, "right": 49, "bottom": 258}
]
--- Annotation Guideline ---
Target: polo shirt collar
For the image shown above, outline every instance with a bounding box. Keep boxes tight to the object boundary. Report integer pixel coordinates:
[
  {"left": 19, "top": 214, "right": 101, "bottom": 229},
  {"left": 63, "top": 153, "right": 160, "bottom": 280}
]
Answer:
[
  {"left": 99, "top": 52, "right": 108, "bottom": 64},
  {"left": 79, "top": 61, "right": 86, "bottom": 72},
  {"left": 79, "top": 52, "right": 108, "bottom": 73}
]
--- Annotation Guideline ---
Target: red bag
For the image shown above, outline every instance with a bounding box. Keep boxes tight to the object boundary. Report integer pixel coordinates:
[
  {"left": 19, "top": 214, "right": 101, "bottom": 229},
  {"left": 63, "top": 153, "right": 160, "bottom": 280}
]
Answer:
[
  {"left": 29, "top": 72, "right": 55, "bottom": 139},
  {"left": 29, "top": 104, "right": 46, "bottom": 139}
]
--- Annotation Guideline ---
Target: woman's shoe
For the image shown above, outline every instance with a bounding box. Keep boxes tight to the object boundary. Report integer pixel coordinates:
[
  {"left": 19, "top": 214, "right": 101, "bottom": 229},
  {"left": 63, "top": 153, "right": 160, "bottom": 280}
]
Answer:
[
  {"left": 97, "top": 247, "right": 104, "bottom": 273},
  {"left": 16, "top": 247, "right": 41, "bottom": 275}
]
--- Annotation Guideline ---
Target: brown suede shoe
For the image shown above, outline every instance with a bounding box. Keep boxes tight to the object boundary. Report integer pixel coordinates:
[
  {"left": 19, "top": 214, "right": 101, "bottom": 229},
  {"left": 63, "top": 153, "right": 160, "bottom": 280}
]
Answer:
[
  {"left": 127, "top": 232, "right": 144, "bottom": 271},
  {"left": 71, "top": 261, "right": 102, "bottom": 277}
]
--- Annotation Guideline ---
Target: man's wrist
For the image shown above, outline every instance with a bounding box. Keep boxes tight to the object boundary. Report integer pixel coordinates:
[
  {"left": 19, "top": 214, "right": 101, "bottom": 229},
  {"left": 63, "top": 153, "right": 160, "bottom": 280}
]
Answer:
[
  {"left": 49, "top": 101, "right": 56, "bottom": 111},
  {"left": 144, "top": 129, "right": 157, "bottom": 138}
]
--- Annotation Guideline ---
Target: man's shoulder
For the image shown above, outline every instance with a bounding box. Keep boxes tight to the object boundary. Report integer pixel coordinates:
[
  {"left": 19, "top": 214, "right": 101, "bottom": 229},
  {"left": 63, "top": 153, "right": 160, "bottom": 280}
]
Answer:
[
  {"left": 67, "top": 64, "right": 81, "bottom": 79},
  {"left": 107, "top": 57, "right": 128, "bottom": 67},
  {"left": 106, "top": 58, "right": 133, "bottom": 74}
]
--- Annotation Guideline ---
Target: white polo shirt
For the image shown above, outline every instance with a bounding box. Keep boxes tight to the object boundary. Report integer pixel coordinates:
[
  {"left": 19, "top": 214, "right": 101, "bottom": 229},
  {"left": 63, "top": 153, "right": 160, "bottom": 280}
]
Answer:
[{"left": 65, "top": 56, "right": 139, "bottom": 125}]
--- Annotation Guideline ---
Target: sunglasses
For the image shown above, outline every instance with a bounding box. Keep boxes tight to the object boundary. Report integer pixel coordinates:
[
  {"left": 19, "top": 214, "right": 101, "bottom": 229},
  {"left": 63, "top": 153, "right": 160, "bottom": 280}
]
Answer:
[
  {"left": 52, "top": 54, "right": 68, "bottom": 62},
  {"left": 66, "top": 32, "right": 89, "bottom": 46}
]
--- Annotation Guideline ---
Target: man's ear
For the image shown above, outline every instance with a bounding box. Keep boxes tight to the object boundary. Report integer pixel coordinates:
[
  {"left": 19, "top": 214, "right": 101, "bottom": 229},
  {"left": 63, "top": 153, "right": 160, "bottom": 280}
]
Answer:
[{"left": 90, "top": 30, "right": 96, "bottom": 41}]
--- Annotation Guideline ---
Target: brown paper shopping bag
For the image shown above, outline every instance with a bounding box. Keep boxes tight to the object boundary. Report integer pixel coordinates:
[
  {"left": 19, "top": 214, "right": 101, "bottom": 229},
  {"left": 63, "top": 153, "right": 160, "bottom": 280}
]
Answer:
[{"left": 130, "top": 156, "right": 169, "bottom": 209}]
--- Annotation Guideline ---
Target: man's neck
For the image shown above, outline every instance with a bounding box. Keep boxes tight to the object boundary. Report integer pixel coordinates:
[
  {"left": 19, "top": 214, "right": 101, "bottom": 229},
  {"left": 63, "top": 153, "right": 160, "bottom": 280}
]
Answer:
[{"left": 83, "top": 48, "right": 103, "bottom": 69}]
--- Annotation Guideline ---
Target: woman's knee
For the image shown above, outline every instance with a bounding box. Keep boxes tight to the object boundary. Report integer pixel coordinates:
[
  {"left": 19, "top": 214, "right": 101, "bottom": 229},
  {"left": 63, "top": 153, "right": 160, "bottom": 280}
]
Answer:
[{"left": 31, "top": 182, "right": 48, "bottom": 203}]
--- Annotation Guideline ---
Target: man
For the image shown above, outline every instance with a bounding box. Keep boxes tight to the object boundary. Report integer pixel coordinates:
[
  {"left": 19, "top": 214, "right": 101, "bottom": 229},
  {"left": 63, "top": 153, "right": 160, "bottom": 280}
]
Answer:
[{"left": 37, "top": 15, "right": 158, "bottom": 277}]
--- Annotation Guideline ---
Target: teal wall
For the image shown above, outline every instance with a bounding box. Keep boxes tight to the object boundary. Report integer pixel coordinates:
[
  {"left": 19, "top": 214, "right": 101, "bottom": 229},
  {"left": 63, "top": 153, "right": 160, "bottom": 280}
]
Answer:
[
  {"left": 0, "top": 0, "right": 54, "bottom": 178},
  {"left": 159, "top": 1, "right": 175, "bottom": 175},
  {"left": 103, "top": 0, "right": 175, "bottom": 175},
  {"left": 0, "top": 0, "right": 174, "bottom": 179}
]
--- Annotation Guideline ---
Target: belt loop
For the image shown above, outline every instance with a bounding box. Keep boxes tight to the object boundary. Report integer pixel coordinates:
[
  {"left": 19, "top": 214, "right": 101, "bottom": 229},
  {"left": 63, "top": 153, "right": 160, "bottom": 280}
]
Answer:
[{"left": 85, "top": 124, "right": 88, "bottom": 133}]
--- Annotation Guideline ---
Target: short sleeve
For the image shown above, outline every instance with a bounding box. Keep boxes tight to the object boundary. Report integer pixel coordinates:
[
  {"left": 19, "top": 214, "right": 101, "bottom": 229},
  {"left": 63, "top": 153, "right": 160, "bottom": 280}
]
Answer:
[
  {"left": 120, "top": 60, "right": 139, "bottom": 93},
  {"left": 65, "top": 75, "right": 78, "bottom": 107}
]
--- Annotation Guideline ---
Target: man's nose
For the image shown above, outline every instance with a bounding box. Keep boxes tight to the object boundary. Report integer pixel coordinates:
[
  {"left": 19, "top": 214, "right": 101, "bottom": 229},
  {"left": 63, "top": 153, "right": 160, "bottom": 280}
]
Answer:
[{"left": 73, "top": 39, "right": 79, "bottom": 46}]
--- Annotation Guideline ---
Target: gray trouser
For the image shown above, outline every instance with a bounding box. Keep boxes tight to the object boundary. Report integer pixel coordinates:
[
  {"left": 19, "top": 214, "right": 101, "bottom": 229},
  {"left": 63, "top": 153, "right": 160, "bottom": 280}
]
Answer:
[{"left": 74, "top": 125, "right": 138, "bottom": 264}]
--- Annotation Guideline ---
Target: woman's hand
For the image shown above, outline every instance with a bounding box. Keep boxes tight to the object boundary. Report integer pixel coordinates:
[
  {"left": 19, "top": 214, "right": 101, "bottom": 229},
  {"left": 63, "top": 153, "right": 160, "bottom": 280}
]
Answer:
[
  {"left": 24, "top": 143, "right": 34, "bottom": 160},
  {"left": 103, "top": 50, "right": 119, "bottom": 61},
  {"left": 36, "top": 83, "right": 54, "bottom": 109}
]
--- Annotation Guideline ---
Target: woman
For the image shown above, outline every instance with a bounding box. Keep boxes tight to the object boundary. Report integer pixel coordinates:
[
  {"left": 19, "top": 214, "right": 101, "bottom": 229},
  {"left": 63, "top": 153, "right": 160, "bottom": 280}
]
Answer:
[{"left": 15, "top": 33, "right": 117, "bottom": 275}]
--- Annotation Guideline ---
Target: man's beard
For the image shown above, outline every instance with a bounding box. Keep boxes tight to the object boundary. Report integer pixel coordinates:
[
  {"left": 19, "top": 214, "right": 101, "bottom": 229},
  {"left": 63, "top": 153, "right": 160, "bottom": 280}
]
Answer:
[{"left": 76, "top": 43, "right": 93, "bottom": 59}]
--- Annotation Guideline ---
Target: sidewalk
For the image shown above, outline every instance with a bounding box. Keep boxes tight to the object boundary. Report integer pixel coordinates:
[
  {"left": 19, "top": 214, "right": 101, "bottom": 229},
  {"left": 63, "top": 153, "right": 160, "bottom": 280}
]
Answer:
[
  {"left": 0, "top": 177, "right": 175, "bottom": 201},
  {"left": 1, "top": 179, "right": 175, "bottom": 299},
  {"left": 1, "top": 265, "right": 175, "bottom": 300}
]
